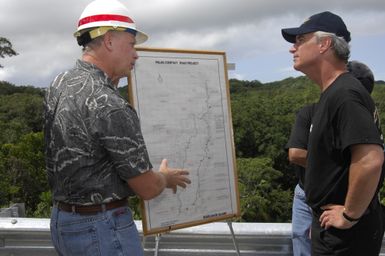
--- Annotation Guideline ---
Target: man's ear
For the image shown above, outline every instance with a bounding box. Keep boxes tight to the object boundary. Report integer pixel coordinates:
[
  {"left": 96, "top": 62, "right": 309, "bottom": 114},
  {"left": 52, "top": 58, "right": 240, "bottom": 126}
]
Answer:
[
  {"left": 103, "top": 31, "right": 114, "bottom": 51},
  {"left": 319, "top": 36, "right": 332, "bottom": 54}
]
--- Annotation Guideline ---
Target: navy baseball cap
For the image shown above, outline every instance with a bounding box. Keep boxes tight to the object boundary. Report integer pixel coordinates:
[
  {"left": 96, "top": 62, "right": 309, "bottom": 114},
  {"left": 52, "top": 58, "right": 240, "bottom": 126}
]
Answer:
[{"left": 281, "top": 11, "right": 351, "bottom": 43}]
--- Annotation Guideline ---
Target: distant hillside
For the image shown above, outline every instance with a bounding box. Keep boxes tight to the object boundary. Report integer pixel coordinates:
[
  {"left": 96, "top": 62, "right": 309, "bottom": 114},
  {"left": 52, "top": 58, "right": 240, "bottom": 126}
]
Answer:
[{"left": 0, "top": 81, "right": 44, "bottom": 96}]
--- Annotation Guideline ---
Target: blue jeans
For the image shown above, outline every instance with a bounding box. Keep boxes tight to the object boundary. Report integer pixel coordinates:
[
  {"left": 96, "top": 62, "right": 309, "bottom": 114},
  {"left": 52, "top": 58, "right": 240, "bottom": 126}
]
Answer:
[
  {"left": 292, "top": 184, "right": 312, "bottom": 256},
  {"left": 50, "top": 205, "right": 143, "bottom": 256}
]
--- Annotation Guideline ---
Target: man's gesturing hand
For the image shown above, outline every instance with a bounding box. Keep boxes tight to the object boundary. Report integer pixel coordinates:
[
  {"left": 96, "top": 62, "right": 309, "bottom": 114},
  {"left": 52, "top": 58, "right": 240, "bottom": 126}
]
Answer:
[{"left": 159, "top": 159, "right": 191, "bottom": 193}]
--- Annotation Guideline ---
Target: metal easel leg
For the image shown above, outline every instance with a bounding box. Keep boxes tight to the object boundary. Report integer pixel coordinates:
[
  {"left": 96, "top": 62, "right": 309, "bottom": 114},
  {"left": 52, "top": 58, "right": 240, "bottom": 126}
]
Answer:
[
  {"left": 227, "top": 221, "right": 241, "bottom": 256},
  {"left": 154, "top": 233, "right": 161, "bottom": 256},
  {"left": 142, "top": 235, "right": 147, "bottom": 252}
]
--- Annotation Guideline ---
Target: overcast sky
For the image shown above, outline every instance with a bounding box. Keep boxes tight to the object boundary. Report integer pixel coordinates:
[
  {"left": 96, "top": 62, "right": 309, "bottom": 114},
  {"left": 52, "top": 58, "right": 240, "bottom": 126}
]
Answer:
[{"left": 1, "top": 0, "right": 385, "bottom": 88}]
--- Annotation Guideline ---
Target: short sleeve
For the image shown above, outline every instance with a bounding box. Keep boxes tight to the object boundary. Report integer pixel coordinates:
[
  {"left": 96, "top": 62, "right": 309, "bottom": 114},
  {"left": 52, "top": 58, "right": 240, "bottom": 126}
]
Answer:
[
  {"left": 94, "top": 105, "right": 153, "bottom": 180},
  {"left": 286, "top": 104, "right": 314, "bottom": 150},
  {"left": 336, "top": 100, "right": 383, "bottom": 152}
]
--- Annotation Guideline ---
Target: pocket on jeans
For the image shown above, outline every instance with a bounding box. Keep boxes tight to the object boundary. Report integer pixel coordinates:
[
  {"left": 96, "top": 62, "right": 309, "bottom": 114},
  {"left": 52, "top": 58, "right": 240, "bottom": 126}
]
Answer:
[
  {"left": 110, "top": 207, "right": 143, "bottom": 255},
  {"left": 111, "top": 207, "right": 136, "bottom": 230},
  {"left": 60, "top": 226, "right": 101, "bottom": 256}
]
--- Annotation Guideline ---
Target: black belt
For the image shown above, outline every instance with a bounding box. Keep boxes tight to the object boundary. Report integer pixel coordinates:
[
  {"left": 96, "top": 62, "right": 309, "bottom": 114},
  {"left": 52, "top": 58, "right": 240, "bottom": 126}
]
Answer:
[{"left": 56, "top": 198, "right": 128, "bottom": 215}]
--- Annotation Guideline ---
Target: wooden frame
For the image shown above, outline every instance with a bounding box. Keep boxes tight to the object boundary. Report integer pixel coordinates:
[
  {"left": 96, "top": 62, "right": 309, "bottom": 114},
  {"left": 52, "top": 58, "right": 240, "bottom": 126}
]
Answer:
[{"left": 128, "top": 47, "right": 240, "bottom": 236}]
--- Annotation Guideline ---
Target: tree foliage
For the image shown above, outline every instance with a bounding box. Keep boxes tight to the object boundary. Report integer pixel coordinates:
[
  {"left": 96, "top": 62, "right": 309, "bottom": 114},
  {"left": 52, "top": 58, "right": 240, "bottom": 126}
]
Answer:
[
  {"left": 0, "top": 132, "right": 47, "bottom": 215},
  {"left": 237, "top": 157, "right": 292, "bottom": 222},
  {"left": 0, "top": 88, "right": 44, "bottom": 145},
  {"left": 230, "top": 76, "right": 320, "bottom": 193},
  {"left": 0, "top": 37, "right": 18, "bottom": 68},
  {"left": 1, "top": 78, "right": 385, "bottom": 223}
]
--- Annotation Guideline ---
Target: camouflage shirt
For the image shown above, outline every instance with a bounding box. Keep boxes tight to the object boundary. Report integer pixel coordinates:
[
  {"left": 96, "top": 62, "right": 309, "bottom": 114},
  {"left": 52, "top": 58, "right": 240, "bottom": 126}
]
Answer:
[{"left": 44, "top": 60, "right": 152, "bottom": 205}]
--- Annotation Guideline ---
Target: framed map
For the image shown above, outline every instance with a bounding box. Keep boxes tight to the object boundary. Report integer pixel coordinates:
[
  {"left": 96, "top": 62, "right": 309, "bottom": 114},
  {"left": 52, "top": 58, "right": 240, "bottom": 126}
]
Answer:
[{"left": 129, "top": 47, "right": 240, "bottom": 236}]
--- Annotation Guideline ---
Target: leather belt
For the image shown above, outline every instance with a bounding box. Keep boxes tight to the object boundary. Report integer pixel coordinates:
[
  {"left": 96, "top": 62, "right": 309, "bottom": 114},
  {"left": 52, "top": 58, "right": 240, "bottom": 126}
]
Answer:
[{"left": 56, "top": 198, "right": 128, "bottom": 215}]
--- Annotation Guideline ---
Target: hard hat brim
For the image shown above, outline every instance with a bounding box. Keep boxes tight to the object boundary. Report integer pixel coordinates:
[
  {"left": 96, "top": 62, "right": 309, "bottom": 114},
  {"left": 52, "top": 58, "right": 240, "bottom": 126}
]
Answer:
[
  {"left": 135, "top": 30, "right": 148, "bottom": 45},
  {"left": 74, "top": 26, "right": 148, "bottom": 45}
]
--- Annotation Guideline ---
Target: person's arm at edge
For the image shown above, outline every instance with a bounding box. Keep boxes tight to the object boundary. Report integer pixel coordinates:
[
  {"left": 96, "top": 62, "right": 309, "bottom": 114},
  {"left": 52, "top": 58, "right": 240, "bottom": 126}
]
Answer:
[
  {"left": 127, "top": 159, "right": 190, "bottom": 200},
  {"left": 320, "top": 144, "right": 383, "bottom": 229},
  {"left": 343, "top": 143, "right": 384, "bottom": 219},
  {"left": 288, "top": 148, "right": 307, "bottom": 168}
]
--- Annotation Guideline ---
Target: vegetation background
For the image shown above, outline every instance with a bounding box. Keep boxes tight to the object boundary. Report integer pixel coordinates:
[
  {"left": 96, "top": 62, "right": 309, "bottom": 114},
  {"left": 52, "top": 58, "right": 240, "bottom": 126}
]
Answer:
[
  {"left": 1, "top": 35, "right": 385, "bottom": 222},
  {"left": 1, "top": 76, "right": 385, "bottom": 222}
]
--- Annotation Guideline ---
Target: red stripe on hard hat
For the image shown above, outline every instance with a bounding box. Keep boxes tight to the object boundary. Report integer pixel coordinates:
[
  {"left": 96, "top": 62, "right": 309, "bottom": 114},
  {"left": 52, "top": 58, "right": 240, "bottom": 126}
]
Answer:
[{"left": 78, "top": 14, "right": 134, "bottom": 26}]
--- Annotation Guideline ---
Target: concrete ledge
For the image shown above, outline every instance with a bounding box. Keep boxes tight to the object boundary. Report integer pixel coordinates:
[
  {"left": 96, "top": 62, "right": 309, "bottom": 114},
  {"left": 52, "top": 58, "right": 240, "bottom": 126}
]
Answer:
[
  {"left": 0, "top": 218, "right": 292, "bottom": 255},
  {"left": 0, "top": 218, "right": 383, "bottom": 255}
]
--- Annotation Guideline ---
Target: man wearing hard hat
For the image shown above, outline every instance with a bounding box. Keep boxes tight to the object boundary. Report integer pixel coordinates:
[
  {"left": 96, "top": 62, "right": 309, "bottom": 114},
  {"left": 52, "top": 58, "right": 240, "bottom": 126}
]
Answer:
[{"left": 44, "top": 0, "right": 191, "bottom": 255}]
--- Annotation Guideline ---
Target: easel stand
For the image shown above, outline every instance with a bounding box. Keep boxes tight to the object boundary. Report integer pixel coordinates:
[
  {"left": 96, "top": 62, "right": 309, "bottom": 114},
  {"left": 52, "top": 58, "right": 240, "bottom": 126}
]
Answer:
[
  {"left": 154, "top": 233, "right": 161, "bottom": 256},
  {"left": 227, "top": 221, "right": 241, "bottom": 256},
  {"left": 151, "top": 222, "right": 241, "bottom": 256},
  {"left": 142, "top": 233, "right": 162, "bottom": 256}
]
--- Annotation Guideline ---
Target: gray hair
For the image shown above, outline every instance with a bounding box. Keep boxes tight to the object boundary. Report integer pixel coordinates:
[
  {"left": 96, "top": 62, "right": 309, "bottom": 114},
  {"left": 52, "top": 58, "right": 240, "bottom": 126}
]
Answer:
[
  {"left": 314, "top": 31, "right": 350, "bottom": 62},
  {"left": 82, "top": 35, "right": 105, "bottom": 53},
  {"left": 82, "top": 30, "right": 126, "bottom": 53}
]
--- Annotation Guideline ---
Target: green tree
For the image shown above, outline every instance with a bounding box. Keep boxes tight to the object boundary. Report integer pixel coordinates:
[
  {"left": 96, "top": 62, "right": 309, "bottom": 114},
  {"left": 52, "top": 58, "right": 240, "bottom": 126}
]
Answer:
[
  {"left": 0, "top": 81, "right": 44, "bottom": 96},
  {"left": 0, "top": 93, "right": 44, "bottom": 144},
  {"left": 230, "top": 78, "right": 320, "bottom": 192},
  {"left": 237, "top": 157, "right": 292, "bottom": 222},
  {"left": 0, "top": 37, "right": 18, "bottom": 68},
  {"left": 0, "top": 132, "right": 48, "bottom": 215},
  {"left": 33, "top": 191, "right": 52, "bottom": 218}
]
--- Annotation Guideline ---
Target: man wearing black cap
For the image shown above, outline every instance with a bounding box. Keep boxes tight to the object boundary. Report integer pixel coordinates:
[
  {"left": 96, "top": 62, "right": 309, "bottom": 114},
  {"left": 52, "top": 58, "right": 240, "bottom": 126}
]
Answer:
[{"left": 282, "top": 11, "right": 385, "bottom": 255}]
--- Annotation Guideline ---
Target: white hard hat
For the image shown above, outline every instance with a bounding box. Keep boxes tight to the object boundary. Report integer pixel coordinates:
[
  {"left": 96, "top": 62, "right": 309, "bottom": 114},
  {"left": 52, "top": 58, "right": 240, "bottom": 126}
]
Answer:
[{"left": 74, "top": 0, "right": 148, "bottom": 46}]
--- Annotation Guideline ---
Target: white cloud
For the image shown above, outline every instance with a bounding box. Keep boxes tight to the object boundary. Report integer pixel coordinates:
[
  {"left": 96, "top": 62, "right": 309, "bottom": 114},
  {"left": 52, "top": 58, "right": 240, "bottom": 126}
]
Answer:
[
  {"left": 1, "top": 0, "right": 385, "bottom": 86},
  {"left": 0, "top": 66, "right": 15, "bottom": 81}
]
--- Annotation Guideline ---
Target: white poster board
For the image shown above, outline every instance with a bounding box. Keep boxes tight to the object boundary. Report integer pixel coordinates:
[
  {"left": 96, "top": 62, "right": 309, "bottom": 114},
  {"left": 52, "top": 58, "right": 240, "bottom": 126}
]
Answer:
[{"left": 129, "top": 48, "right": 239, "bottom": 235}]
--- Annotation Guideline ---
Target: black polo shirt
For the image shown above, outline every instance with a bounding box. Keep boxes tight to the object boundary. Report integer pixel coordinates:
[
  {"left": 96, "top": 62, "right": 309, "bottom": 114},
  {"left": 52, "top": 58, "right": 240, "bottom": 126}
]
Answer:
[{"left": 305, "top": 73, "right": 383, "bottom": 211}]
